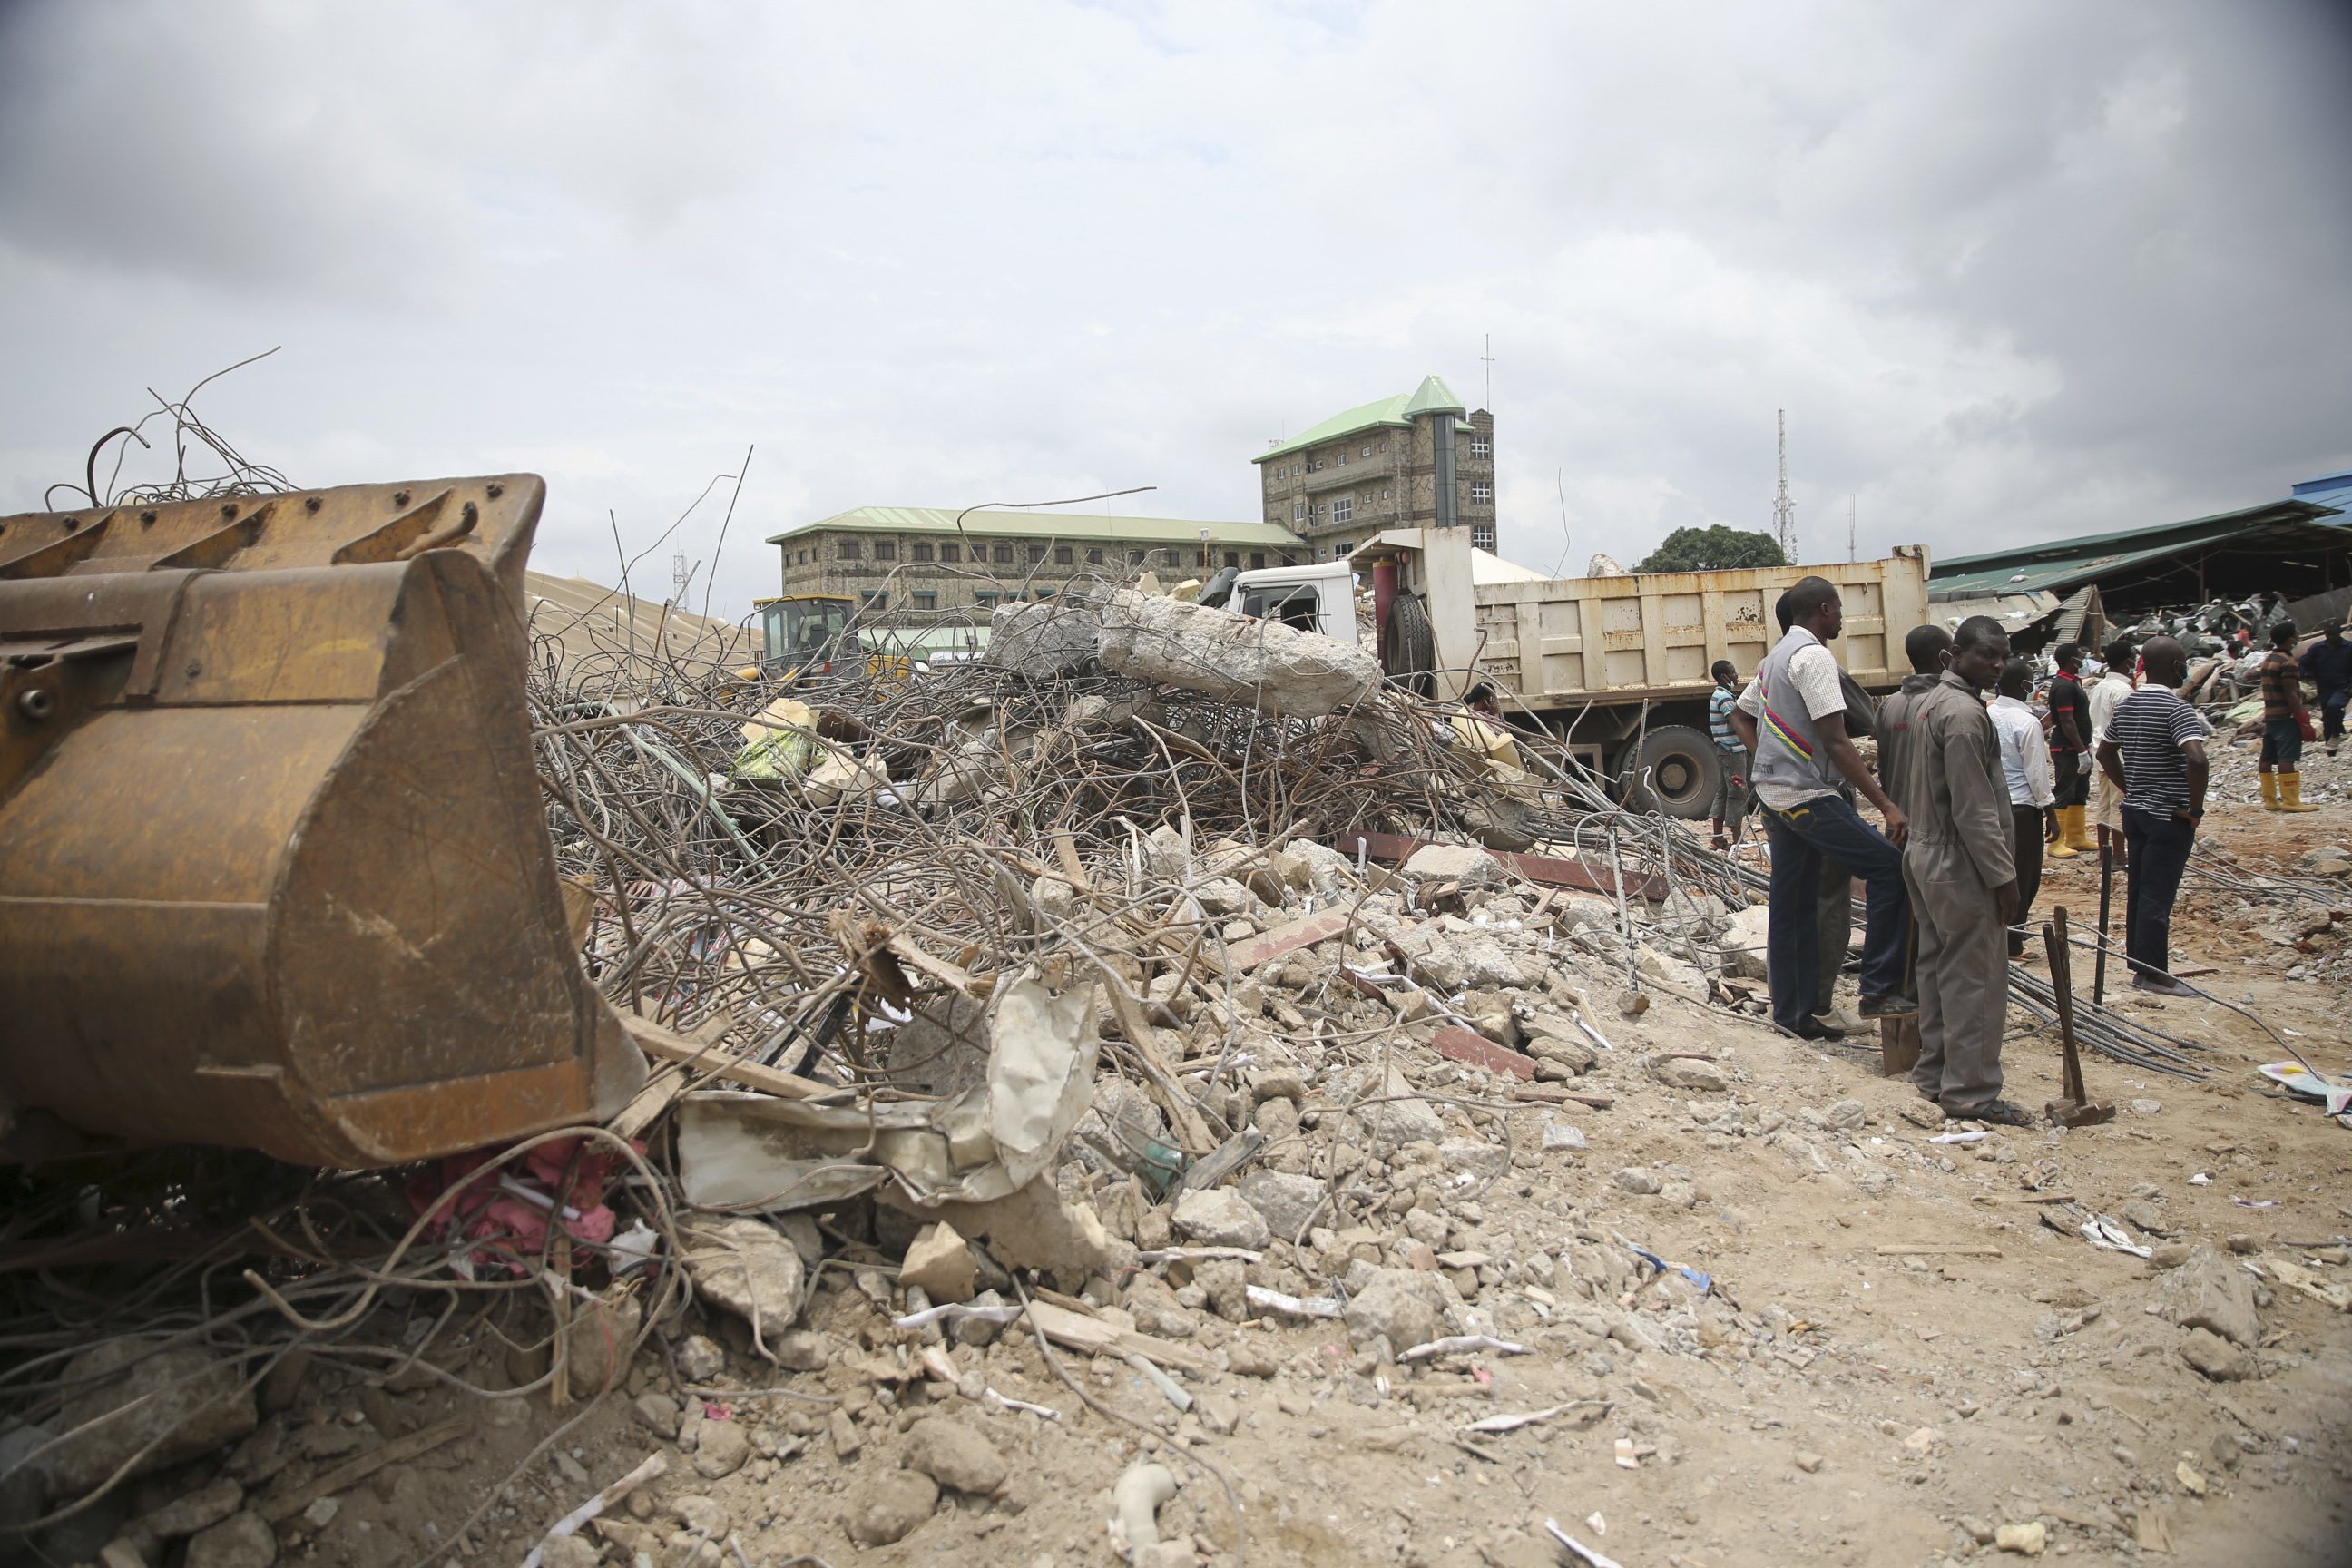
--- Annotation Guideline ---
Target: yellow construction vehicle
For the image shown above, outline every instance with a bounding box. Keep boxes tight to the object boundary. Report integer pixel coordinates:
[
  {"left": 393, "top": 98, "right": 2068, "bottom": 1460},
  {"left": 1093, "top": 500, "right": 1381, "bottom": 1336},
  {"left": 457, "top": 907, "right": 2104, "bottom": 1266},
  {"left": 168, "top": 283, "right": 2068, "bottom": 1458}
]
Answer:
[{"left": 0, "top": 475, "right": 648, "bottom": 1167}]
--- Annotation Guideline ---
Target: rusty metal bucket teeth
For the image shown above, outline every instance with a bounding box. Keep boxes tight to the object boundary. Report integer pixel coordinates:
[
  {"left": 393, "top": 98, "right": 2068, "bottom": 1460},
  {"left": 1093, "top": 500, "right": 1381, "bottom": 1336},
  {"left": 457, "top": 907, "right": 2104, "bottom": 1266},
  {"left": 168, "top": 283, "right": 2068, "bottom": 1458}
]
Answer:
[{"left": 0, "top": 476, "right": 645, "bottom": 1167}]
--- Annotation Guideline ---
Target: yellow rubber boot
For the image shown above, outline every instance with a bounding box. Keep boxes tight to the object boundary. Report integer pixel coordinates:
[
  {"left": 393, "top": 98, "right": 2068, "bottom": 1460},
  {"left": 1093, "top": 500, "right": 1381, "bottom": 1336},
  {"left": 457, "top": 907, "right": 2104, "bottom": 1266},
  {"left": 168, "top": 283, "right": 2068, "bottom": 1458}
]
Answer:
[
  {"left": 2260, "top": 771, "right": 2282, "bottom": 810},
  {"left": 2281, "top": 771, "right": 2320, "bottom": 811},
  {"left": 2064, "top": 803, "right": 2095, "bottom": 851},
  {"left": 2047, "top": 808, "right": 2079, "bottom": 858}
]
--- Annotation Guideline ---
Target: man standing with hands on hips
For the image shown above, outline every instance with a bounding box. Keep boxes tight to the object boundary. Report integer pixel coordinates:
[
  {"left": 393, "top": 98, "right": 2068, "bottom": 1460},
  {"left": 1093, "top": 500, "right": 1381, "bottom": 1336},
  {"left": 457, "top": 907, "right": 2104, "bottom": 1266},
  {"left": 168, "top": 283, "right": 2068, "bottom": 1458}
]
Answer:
[
  {"left": 2098, "top": 636, "right": 2210, "bottom": 995},
  {"left": 1730, "top": 576, "right": 1914, "bottom": 1042},
  {"left": 1901, "top": 616, "right": 2027, "bottom": 1124}
]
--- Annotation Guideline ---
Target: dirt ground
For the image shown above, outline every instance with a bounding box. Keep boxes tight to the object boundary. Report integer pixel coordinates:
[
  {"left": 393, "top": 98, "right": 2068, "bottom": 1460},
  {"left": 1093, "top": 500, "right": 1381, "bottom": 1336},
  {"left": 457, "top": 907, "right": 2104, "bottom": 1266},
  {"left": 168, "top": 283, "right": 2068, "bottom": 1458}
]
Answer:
[{"left": 83, "top": 744, "right": 2352, "bottom": 1568}]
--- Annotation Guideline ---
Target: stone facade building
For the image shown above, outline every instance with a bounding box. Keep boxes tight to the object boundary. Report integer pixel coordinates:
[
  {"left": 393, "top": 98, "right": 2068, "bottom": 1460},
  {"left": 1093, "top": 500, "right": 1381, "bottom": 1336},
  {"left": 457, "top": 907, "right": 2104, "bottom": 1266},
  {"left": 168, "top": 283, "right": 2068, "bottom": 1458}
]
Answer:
[
  {"left": 1254, "top": 375, "right": 1496, "bottom": 560},
  {"left": 765, "top": 506, "right": 1308, "bottom": 615}
]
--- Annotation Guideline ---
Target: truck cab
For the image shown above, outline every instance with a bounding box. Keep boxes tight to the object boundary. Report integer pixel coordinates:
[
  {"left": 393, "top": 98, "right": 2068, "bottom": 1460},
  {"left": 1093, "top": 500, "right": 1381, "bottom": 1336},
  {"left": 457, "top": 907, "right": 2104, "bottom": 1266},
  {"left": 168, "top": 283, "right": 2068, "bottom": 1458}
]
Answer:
[{"left": 1229, "top": 559, "right": 1358, "bottom": 642}]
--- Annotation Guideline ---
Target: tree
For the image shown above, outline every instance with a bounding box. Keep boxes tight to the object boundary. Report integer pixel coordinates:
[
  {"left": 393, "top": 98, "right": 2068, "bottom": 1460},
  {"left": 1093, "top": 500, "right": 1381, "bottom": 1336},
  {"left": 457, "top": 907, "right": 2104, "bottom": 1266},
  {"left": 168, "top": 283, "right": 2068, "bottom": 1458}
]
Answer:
[{"left": 1632, "top": 525, "right": 1788, "bottom": 574}]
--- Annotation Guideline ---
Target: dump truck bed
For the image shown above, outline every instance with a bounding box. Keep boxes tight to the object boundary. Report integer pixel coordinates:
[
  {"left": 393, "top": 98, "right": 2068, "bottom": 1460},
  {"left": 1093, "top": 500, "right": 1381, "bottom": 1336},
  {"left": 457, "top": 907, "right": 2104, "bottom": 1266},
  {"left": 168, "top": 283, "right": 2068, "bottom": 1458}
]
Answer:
[{"left": 1465, "top": 548, "right": 1932, "bottom": 710}]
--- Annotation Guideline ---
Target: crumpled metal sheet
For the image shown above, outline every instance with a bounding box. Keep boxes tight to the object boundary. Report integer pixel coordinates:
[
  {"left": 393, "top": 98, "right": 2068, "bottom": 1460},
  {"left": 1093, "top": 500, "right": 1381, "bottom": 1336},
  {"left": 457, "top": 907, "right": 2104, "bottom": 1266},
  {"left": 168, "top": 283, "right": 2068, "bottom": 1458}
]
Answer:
[{"left": 676, "top": 970, "right": 1099, "bottom": 1211}]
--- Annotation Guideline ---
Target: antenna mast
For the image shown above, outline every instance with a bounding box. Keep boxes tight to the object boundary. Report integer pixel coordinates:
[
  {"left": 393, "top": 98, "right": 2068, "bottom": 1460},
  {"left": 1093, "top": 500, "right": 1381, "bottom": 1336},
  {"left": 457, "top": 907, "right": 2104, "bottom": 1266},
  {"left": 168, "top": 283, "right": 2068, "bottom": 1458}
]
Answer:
[
  {"left": 1772, "top": 409, "right": 1796, "bottom": 560},
  {"left": 1481, "top": 334, "right": 1496, "bottom": 409},
  {"left": 671, "top": 547, "right": 691, "bottom": 603},
  {"left": 1847, "top": 495, "right": 1856, "bottom": 564}
]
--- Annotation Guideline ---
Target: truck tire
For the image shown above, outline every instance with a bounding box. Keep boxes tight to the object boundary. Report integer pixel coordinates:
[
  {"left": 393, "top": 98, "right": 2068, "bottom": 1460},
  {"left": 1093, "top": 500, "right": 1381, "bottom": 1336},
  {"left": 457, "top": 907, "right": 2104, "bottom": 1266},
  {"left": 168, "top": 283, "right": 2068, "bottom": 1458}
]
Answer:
[
  {"left": 1622, "top": 725, "right": 1721, "bottom": 820},
  {"left": 1383, "top": 592, "right": 1436, "bottom": 697}
]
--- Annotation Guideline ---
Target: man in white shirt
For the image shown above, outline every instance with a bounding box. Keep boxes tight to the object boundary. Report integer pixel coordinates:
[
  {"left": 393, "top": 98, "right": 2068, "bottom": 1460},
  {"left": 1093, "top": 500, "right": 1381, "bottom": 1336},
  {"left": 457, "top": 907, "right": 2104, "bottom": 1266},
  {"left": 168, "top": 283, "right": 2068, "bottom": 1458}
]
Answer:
[
  {"left": 1727, "top": 577, "right": 1912, "bottom": 1041},
  {"left": 1988, "top": 657, "right": 2055, "bottom": 959},
  {"left": 2085, "top": 638, "right": 2137, "bottom": 867}
]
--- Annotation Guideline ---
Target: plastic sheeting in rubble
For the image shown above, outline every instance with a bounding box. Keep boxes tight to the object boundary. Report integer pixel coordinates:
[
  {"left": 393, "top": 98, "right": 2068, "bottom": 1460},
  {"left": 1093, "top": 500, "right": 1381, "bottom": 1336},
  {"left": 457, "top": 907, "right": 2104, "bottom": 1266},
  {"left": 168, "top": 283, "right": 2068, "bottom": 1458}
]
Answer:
[{"left": 676, "top": 970, "right": 1101, "bottom": 1211}]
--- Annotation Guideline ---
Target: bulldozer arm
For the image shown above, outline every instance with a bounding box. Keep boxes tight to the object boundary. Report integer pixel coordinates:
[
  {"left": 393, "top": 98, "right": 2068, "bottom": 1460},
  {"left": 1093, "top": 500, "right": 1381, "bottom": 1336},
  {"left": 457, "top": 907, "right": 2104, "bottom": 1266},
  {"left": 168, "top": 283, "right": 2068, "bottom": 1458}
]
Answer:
[{"left": 0, "top": 476, "right": 645, "bottom": 1167}]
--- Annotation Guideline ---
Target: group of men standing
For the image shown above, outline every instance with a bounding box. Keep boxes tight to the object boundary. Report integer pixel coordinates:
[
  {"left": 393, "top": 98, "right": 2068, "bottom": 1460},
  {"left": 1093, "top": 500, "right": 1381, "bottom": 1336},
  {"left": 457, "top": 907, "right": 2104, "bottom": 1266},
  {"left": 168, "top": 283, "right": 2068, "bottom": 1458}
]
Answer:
[{"left": 1715, "top": 578, "right": 2245, "bottom": 1127}]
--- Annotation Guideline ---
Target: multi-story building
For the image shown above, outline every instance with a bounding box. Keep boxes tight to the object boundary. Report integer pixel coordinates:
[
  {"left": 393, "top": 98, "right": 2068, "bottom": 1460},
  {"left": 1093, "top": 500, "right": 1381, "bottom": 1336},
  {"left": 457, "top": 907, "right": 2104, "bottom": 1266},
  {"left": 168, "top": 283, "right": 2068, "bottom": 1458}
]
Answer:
[
  {"left": 765, "top": 506, "right": 1309, "bottom": 615},
  {"left": 1253, "top": 375, "right": 1496, "bottom": 560}
]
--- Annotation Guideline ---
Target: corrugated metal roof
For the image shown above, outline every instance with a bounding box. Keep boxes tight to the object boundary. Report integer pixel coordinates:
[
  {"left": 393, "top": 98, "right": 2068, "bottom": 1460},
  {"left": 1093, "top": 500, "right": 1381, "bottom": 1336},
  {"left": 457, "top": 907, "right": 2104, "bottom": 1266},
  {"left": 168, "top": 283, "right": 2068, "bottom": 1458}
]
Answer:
[
  {"left": 766, "top": 506, "right": 1306, "bottom": 550},
  {"left": 2292, "top": 468, "right": 2352, "bottom": 513},
  {"left": 1253, "top": 374, "right": 1470, "bottom": 464},
  {"left": 1927, "top": 498, "right": 2347, "bottom": 600}
]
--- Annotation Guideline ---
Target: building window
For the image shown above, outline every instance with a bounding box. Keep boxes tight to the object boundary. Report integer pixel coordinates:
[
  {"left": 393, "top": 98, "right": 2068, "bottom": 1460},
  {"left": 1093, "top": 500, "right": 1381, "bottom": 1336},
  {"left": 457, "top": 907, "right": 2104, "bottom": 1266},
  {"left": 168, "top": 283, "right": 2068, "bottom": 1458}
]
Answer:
[
  {"left": 1250, "top": 552, "right": 1266, "bottom": 570},
  {"left": 1337, "top": 451, "right": 1348, "bottom": 466},
  {"left": 993, "top": 544, "right": 1013, "bottom": 564},
  {"left": 1470, "top": 435, "right": 1490, "bottom": 456},
  {"left": 1279, "top": 554, "right": 1295, "bottom": 567},
  {"left": 1027, "top": 544, "right": 1045, "bottom": 564},
  {"left": 974, "top": 590, "right": 998, "bottom": 607},
  {"left": 1361, "top": 444, "right": 1372, "bottom": 456},
  {"left": 1381, "top": 487, "right": 1391, "bottom": 499},
  {"left": 837, "top": 540, "right": 861, "bottom": 561},
  {"left": 1293, "top": 501, "right": 1304, "bottom": 522},
  {"left": 1054, "top": 545, "right": 1073, "bottom": 565},
  {"left": 1331, "top": 497, "right": 1353, "bottom": 524},
  {"left": 859, "top": 590, "right": 887, "bottom": 608},
  {"left": 1472, "top": 524, "right": 1497, "bottom": 552},
  {"left": 1128, "top": 549, "right": 1145, "bottom": 565},
  {"left": 1334, "top": 541, "right": 1354, "bottom": 556},
  {"left": 912, "top": 542, "right": 934, "bottom": 563},
  {"left": 876, "top": 541, "right": 897, "bottom": 563},
  {"left": 912, "top": 590, "right": 937, "bottom": 609},
  {"left": 1034, "top": 587, "right": 1055, "bottom": 600},
  {"left": 940, "top": 542, "right": 960, "bottom": 564},
  {"left": 1087, "top": 547, "right": 1104, "bottom": 565},
  {"left": 1223, "top": 551, "right": 1240, "bottom": 569},
  {"left": 1470, "top": 483, "right": 1492, "bottom": 504}
]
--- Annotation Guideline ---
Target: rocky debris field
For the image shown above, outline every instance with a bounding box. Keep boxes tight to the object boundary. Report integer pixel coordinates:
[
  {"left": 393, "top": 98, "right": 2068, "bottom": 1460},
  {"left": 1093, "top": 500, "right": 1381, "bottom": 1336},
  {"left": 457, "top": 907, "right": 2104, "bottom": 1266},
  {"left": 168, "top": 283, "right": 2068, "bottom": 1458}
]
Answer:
[{"left": 10, "top": 740, "right": 2352, "bottom": 1568}]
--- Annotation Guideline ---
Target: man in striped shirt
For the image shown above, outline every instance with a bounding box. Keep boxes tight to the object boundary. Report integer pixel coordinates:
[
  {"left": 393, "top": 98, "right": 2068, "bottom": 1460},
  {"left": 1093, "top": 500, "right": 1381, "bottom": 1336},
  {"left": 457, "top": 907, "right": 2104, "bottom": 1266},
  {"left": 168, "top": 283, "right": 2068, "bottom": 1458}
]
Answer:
[{"left": 2094, "top": 636, "right": 2210, "bottom": 996}]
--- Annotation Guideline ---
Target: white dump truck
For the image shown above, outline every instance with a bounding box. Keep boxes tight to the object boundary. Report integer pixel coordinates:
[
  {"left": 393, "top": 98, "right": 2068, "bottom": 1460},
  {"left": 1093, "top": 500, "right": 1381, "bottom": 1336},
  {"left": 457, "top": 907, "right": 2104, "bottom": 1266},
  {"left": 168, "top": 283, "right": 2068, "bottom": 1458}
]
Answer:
[{"left": 1224, "top": 527, "right": 1933, "bottom": 819}]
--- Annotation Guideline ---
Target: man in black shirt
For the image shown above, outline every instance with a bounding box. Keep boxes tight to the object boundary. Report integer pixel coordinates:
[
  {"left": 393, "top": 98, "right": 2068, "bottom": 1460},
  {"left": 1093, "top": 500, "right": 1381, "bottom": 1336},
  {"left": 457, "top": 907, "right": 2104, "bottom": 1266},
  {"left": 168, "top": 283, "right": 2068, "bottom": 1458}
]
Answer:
[{"left": 2046, "top": 643, "right": 2092, "bottom": 856}]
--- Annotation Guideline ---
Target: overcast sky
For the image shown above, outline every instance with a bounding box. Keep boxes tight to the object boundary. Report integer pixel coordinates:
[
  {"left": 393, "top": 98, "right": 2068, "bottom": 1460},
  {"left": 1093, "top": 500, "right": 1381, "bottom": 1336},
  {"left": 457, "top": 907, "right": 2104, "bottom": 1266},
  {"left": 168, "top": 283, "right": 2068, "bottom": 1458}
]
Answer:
[{"left": 3, "top": 1, "right": 2347, "bottom": 619}]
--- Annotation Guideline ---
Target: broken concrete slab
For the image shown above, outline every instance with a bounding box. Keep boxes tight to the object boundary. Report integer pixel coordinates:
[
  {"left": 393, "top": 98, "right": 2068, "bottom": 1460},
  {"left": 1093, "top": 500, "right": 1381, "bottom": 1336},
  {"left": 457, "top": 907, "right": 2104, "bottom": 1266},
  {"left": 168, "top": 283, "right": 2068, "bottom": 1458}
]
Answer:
[
  {"left": 1172, "top": 1187, "right": 1270, "bottom": 1250},
  {"left": 682, "top": 1217, "right": 805, "bottom": 1334},
  {"left": 1238, "top": 1170, "right": 1326, "bottom": 1241},
  {"left": 44, "top": 1342, "right": 258, "bottom": 1499},
  {"left": 2166, "top": 1244, "right": 2259, "bottom": 1348},
  {"left": 1400, "top": 843, "right": 1504, "bottom": 887},
  {"left": 1095, "top": 587, "right": 1379, "bottom": 718},
  {"left": 987, "top": 599, "right": 1102, "bottom": 678},
  {"left": 898, "top": 1221, "right": 978, "bottom": 1303}
]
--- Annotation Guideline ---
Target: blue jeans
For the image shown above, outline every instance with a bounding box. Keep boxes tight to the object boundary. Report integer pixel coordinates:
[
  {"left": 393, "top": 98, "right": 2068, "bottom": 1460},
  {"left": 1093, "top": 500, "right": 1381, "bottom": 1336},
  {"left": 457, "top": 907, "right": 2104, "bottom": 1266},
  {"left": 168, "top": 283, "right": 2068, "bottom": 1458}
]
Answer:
[
  {"left": 2122, "top": 804, "right": 2196, "bottom": 979},
  {"left": 1763, "top": 793, "right": 1909, "bottom": 1032}
]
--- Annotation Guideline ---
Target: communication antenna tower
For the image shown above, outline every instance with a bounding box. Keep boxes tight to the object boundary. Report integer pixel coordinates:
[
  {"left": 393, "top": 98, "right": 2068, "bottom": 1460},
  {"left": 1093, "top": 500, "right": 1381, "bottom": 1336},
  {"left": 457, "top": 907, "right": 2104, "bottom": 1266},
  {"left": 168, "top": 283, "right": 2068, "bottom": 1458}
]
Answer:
[
  {"left": 1847, "top": 495, "right": 1857, "bottom": 564},
  {"left": 671, "top": 546, "right": 691, "bottom": 603},
  {"left": 1771, "top": 409, "right": 1797, "bottom": 560}
]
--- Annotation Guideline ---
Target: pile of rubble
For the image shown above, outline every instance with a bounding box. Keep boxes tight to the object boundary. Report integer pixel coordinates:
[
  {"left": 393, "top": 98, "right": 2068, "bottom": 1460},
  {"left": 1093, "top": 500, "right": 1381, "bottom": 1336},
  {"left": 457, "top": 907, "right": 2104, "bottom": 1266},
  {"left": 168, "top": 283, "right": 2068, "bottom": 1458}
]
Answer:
[{"left": 5, "top": 584, "right": 2347, "bottom": 1568}]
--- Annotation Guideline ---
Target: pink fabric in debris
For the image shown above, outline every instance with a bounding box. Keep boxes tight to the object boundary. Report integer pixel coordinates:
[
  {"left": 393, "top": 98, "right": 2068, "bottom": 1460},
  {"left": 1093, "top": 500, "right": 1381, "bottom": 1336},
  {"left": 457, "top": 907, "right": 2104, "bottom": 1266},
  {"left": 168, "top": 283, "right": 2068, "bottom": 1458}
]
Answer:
[{"left": 404, "top": 1136, "right": 635, "bottom": 1274}]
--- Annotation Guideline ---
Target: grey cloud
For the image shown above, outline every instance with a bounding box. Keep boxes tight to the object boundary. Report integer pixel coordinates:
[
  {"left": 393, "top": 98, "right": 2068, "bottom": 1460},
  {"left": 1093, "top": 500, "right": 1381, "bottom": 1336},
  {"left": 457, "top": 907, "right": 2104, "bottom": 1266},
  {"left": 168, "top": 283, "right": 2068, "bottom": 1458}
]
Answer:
[{"left": 1, "top": 0, "right": 2346, "bottom": 613}]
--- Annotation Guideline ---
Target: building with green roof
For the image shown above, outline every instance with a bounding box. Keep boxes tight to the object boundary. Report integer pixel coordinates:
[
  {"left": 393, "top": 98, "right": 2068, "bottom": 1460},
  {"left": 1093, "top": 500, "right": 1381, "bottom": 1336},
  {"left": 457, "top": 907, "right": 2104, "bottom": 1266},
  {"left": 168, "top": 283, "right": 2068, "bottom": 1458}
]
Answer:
[
  {"left": 765, "top": 506, "right": 1307, "bottom": 616},
  {"left": 1254, "top": 374, "right": 1495, "bottom": 560}
]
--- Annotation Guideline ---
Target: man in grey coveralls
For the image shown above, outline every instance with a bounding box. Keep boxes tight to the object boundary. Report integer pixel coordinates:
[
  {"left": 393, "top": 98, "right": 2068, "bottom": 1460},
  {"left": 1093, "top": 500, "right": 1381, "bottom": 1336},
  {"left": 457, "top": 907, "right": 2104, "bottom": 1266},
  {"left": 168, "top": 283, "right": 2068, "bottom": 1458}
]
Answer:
[{"left": 1900, "top": 615, "right": 2029, "bottom": 1125}]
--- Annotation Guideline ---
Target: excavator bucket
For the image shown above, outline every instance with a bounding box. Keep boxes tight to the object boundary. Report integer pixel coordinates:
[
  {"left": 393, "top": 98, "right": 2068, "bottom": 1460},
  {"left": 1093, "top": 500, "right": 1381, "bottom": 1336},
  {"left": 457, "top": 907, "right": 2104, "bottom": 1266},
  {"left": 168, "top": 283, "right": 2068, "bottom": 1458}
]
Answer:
[{"left": 0, "top": 475, "right": 645, "bottom": 1167}]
